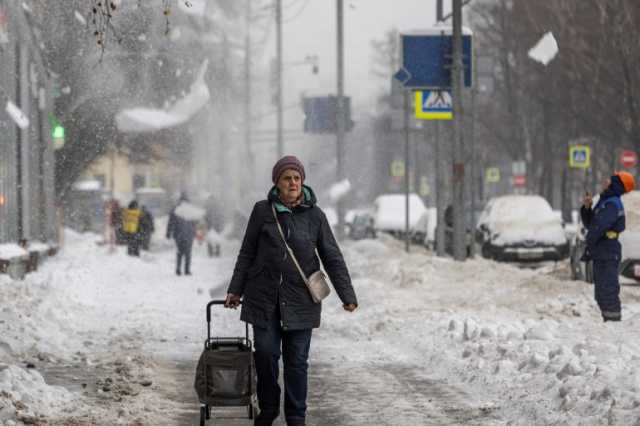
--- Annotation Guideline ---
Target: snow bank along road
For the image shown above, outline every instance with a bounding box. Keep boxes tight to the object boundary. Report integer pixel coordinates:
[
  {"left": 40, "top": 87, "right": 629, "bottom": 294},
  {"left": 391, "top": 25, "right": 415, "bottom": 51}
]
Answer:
[{"left": 1, "top": 230, "right": 640, "bottom": 425}]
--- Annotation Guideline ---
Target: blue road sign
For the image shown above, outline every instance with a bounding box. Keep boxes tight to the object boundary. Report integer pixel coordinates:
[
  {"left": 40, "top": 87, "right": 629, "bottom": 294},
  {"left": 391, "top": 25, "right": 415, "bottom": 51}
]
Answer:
[{"left": 395, "top": 28, "right": 473, "bottom": 89}]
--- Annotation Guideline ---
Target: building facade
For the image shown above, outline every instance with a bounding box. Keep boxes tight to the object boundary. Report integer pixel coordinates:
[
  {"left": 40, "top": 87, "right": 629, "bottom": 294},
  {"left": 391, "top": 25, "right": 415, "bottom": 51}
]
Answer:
[{"left": 0, "top": 0, "right": 56, "bottom": 244}]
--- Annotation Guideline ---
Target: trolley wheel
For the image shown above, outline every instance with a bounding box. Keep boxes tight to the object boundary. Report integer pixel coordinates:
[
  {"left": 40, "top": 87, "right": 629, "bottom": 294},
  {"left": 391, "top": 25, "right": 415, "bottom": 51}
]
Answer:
[
  {"left": 205, "top": 404, "right": 211, "bottom": 420},
  {"left": 200, "top": 406, "right": 206, "bottom": 426}
]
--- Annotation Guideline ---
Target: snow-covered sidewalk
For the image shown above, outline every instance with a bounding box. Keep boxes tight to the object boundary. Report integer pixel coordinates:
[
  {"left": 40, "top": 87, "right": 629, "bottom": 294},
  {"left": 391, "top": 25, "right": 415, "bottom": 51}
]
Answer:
[{"left": 1, "top": 230, "right": 639, "bottom": 425}]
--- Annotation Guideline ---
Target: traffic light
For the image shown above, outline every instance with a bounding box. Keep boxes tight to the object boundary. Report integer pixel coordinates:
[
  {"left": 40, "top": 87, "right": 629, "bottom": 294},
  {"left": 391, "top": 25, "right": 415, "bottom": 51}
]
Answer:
[{"left": 52, "top": 123, "right": 65, "bottom": 150}]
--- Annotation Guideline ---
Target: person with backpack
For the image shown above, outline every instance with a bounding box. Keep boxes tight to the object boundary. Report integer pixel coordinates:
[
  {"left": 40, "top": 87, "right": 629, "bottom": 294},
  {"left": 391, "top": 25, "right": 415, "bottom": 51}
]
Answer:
[
  {"left": 581, "top": 171, "right": 636, "bottom": 322},
  {"left": 224, "top": 155, "right": 358, "bottom": 426},
  {"left": 122, "top": 200, "right": 142, "bottom": 257}
]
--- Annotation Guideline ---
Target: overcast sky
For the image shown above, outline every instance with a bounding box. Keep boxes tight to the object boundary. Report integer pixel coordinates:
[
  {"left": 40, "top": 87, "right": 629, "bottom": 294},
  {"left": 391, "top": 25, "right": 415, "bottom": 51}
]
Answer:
[{"left": 263, "top": 0, "right": 442, "bottom": 114}]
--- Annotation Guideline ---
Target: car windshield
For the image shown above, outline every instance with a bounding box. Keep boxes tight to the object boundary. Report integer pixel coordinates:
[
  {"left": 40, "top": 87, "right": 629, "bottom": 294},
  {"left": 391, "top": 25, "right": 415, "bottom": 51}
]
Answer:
[{"left": 354, "top": 215, "right": 369, "bottom": 226}]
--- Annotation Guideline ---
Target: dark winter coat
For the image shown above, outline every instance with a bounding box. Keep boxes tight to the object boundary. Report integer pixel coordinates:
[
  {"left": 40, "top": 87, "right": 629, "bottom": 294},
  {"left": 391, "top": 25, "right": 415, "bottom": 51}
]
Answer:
[
  {"left": 227, "top": 186, "right": 357, "bottom": 330},
  {"left": 166, "top": 204, "right": 197, "bottom": 243},
  {"left": 139, "top": 209, "right": 155, "bottom": 235},
  {"left": 581, "top": 177, "right": 626, "bottom": 261}
]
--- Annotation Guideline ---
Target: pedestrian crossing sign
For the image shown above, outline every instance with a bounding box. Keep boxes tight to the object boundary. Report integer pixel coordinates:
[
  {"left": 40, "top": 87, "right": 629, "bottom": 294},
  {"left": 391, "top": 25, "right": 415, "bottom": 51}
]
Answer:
[
  {"left": 486, "top": 167, "right": 500, "bottom": 183},
  {"left": 569, "top": 145, "right": 591, "bottom": 169},
  {"left": 415, "top": 90, "right": 453, "bottom": 120}
]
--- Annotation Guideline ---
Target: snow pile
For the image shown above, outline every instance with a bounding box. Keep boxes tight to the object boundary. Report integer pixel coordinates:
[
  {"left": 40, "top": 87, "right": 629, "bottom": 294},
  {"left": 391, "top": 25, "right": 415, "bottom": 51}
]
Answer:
[
  {"left": 4, "top": 218, "right": 640, "bottom": 423},
  {"left": 115, "top": 60, "right": 210, "bottom": 132},
  {"left": 328, "top": 179, "right": 351, "bottom": 204},
  {"left": 528, "top": 32, "right": 559, "bottom": 66},
  {"left": 317, "top": 238, "right": 640, "bottom": 424},
  {"left": 174, "top": 201, "right": 205, "bottom": 221},
  {"left": 0, "top": 364, "right": 75, "bottom": 423},
  {"left": 373, "top": 193, "right": 427, "bottom": 232},
  {"left": 0, "top": 244, "right": 28, "bottom": 260},
  {"left": 478, "top": 195, "right": 567, "bottom": 245}
]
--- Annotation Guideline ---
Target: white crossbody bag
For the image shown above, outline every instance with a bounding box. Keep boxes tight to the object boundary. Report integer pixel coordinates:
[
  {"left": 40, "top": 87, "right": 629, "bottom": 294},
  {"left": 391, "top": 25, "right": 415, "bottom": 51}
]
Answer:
[{"left": 271, "top": 204, "right": 331, "bottom": 304}]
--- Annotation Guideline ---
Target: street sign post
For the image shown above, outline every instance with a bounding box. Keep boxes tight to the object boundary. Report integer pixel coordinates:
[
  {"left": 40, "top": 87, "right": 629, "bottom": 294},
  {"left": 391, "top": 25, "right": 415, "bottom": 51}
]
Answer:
[
  {"left": 394, "top": 28, "right": 473, "bottom": 90},
  {"left": 569, "top": 145, "right": 591, "bottom": 169},
  {"left": 620, "top": 150, "right": 638, "bottom": 169},
  {"left": 415, "top": 90, "right": 453, "bottom": 120}
]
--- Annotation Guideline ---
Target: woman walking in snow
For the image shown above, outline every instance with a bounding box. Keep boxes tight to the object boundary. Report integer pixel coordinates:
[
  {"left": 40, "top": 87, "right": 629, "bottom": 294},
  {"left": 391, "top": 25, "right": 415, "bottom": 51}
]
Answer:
[{"left": 225, "top": 155, "right": 358, "bottom": 426}]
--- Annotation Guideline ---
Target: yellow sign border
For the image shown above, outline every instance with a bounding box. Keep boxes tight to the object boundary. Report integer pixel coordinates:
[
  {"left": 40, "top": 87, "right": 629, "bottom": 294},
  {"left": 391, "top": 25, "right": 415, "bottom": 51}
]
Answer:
[
  {"left": 415, "top": 91, "right": 453, "bottom": 121},
  {"left": 569, "top": 145, "right": 591, "bottom": 169},
  {"left": 485, "top": 167, "right": 501, "bottom": 183}
]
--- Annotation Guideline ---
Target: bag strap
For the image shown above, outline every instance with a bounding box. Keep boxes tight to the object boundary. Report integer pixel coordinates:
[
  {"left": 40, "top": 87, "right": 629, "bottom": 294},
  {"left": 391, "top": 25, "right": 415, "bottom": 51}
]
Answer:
[{"left": 271, "top": 204, "right": 308, "bottom": 283}]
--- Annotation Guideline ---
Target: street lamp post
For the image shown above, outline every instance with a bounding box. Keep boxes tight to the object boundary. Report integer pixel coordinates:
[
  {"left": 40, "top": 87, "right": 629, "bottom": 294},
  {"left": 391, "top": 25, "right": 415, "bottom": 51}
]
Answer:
[
  {"left": 336, "top": 0, "right": 346, "bottom": 239},
  {"left": 276, "top": 0, "right": 283, "bottom": 159}
]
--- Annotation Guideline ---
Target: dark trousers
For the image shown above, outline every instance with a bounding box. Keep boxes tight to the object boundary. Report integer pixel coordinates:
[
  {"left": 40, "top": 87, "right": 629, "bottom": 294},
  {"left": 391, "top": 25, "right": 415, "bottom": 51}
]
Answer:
[
  {"left": 176, "top": 239, "right": 193, "bottom": 273},
  {"left": 253, "top": 313, "right": 312, "bottom": 424},
  {"left": 593, "top": 259, "right": 621, "bottom": 320},
  {"left": 126, "top": 234, "right": 140, "bottom": 257}
]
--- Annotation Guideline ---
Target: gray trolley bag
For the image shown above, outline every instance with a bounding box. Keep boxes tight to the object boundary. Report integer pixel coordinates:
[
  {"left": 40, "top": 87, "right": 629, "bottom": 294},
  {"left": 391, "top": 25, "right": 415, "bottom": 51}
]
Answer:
[{"left": 194, "top": 300, "right": 257, "bottom": 425}]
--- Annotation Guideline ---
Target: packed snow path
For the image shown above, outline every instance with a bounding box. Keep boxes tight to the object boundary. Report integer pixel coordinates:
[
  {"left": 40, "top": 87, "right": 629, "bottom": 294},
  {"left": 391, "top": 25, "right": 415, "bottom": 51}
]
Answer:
[{"left": 1, "top": 230, "right": 640, "bottom": 425}]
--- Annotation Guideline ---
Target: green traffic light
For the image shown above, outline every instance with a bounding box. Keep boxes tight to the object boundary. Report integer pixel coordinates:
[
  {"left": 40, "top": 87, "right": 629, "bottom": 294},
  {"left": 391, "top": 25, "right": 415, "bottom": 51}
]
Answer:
[{"left": 52, "top": 125, "right": 65, "bottom": 139}]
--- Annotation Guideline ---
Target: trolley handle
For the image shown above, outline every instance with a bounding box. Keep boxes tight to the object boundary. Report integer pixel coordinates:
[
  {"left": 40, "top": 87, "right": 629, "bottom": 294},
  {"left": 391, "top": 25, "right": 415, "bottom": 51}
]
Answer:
[{"left": 206, "top": 299, "right": 249, "bottom": 344}]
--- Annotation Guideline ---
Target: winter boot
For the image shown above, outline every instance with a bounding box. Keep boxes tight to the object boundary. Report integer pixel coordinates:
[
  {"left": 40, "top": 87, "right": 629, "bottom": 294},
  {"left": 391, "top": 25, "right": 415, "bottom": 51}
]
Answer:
[
  {"left": 254, "top": 411, "right": 279, "bottom": 426},
  {"left": 176, "top": 269, "right": 181, "bottom": 276}
]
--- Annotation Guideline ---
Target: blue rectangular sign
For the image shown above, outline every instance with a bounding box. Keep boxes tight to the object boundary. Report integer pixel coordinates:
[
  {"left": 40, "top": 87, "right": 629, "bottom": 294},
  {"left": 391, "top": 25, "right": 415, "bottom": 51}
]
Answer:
[{"left": 400, "top": 31, "right": 473, "bottom": 89}]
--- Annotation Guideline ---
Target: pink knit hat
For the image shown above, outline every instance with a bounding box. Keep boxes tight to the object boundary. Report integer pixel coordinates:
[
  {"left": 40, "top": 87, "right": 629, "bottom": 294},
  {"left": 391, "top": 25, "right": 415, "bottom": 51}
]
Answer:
[{"left": 272, "top": 155, "right": 306, "bottom": 183}]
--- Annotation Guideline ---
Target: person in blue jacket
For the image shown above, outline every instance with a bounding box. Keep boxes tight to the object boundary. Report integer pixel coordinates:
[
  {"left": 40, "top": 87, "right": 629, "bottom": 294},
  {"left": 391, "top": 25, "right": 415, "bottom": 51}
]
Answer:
[{"left": 581, "top": 171, "right": 635, "bottom": 322}]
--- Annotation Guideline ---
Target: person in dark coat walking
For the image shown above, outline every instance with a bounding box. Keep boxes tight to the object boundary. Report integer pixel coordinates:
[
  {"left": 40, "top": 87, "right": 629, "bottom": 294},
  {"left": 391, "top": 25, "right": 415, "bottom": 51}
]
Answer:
[
  {"left": 581, "top": 171, "right": 635, "bottom": 322},
  {"left": 225, "top": 155, "right": 358, "bottom": 426},
  {"left": 166, "top": 193, "right": 197, "bottom": 275},
  {"left": 139, "top": 205, "right": 155, "bottom": 251}
]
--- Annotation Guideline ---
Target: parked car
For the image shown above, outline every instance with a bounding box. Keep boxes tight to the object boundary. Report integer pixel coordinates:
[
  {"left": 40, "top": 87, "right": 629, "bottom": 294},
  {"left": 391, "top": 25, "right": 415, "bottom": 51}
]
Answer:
[
  {"left": 476, "top": 195, "right": 569, "bottom": 262},
  {"left": 571, "top": 190, "right": 640, "bottom": 284},
  {"left": 373, "top": 193, "right": 427, "bottom": 239},
  {"left": 346, "top": 212, "right": 377, "bottom": 240}
]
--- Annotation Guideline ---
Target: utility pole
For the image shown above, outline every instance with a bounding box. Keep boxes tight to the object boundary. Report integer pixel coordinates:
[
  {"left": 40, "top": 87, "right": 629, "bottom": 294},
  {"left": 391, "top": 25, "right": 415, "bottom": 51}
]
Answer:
[
  {"left": 434, "top": 120, "right": 446, "bottom": 257},
  {"left": 403, "top": 89, "right": 410, "bottom": 252},
  {"left": 336, "top": 0, "right": 346, "bottom": 239},
  {"left": 276, "top": 0, "right": 284, "bottom": 159},
  {"left": 469, "top": 44, "right": 478, "bottom": 257},
  {"left": 451, "top": 0, "right": 466, "bottom": 261},
  {"left": 434, "top": 3, "right": 446, "bottom": 257}
]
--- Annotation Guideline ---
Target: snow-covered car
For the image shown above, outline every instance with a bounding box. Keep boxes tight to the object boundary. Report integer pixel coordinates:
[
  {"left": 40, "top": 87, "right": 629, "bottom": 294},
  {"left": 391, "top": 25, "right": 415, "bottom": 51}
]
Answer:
[
  {"left": 373, "top": 193, "right": 427, "bottom": 238},
  {"left": 571, "top": 191, "right": 640, "bottom": 284},
  {"left": 476, "top": 195, "right": 569, "bottom": 262}
]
